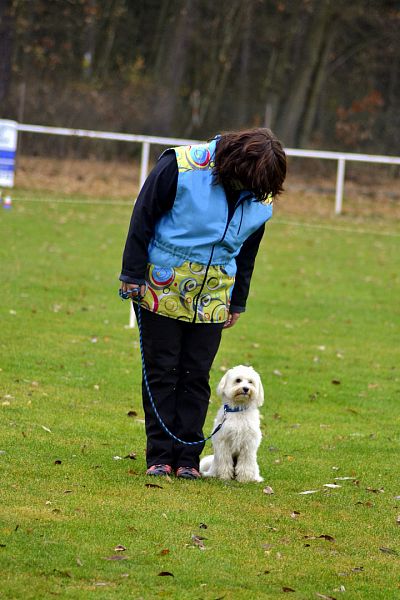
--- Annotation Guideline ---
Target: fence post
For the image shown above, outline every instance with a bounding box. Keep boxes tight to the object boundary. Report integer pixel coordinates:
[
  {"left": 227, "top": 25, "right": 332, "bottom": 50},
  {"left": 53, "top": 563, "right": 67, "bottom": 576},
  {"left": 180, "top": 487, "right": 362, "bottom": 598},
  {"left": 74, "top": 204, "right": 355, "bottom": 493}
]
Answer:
[
  {"left": 335, "top": 158, "right": 346, "bottom": 215},
  {"left": 129, "top": 141, "right": 151, "bottom": 328},
  {"left": 139, "top": 141, "right": 150, "bottom": 188}
]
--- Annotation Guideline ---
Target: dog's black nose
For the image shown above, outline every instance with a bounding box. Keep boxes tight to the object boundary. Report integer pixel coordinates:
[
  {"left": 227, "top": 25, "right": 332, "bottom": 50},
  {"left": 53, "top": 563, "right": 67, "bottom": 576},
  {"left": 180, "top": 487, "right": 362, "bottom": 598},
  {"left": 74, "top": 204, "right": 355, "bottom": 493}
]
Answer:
[{"left": 242, "top": 387, "right": 249, "bottom": 394}]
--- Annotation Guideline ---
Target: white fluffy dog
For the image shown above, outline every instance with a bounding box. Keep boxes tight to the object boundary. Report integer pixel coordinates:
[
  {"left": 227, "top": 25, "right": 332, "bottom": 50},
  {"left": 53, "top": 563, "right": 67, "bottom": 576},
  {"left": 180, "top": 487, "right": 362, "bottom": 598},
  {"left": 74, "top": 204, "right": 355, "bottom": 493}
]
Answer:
[{"left": 200, "top": 365, "right": 264, "bottom": 483}]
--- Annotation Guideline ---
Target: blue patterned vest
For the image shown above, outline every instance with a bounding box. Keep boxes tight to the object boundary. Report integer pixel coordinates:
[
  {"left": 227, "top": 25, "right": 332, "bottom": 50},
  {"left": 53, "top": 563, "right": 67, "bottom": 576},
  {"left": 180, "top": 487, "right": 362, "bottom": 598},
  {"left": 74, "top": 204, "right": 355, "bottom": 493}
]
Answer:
[{"left": 147, "top": 138, "right": 273, "bottom": 278}]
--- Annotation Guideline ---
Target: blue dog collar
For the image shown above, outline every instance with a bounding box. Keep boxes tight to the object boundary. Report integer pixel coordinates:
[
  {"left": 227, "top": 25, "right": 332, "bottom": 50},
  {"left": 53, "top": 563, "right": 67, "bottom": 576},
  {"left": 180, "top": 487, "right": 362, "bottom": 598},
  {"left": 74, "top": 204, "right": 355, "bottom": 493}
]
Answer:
[{"left": 224, "top": 403, "right": 248, "bottom": 413}]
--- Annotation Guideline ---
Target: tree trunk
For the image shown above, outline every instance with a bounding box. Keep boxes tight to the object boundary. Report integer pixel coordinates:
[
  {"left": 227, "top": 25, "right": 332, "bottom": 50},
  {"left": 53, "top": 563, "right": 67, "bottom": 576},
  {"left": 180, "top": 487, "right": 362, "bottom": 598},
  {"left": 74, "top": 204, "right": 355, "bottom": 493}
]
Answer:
[
  {"left": 96, "top": 0, "right": 125, "bottom": 80},
  {"left": 299, "top": 18, "right": 337, "bottom": 147},
  {"left": 0, "top": 0, "right": 14, "bottom": 105},
  {"left": 199, "top": 2, "right": 244, "bottom": 129},
  {"left": 235, "top": 0, "right": 253, "bottom": 125},
  {"left": 149, "top": 0, "right": 197, "bottom": 135},
  {"left": 277, "top": 0, "right": 335, "bottom": 147}
]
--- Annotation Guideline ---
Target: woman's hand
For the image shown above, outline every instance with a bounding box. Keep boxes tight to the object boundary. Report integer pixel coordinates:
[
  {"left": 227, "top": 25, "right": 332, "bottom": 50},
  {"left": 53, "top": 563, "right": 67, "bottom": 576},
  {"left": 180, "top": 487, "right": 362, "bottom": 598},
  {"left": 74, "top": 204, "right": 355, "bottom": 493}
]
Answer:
[{"left": 223, "top": 312, "right": 241, "bottom": 329}]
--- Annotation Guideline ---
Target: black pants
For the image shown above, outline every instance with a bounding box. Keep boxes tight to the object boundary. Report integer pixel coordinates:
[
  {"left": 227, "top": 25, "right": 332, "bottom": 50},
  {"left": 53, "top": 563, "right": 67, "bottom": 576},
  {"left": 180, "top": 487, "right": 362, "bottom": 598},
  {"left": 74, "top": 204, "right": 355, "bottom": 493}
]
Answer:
[{"left": 134, "top": 306, "right": 224, "bottom": 470}]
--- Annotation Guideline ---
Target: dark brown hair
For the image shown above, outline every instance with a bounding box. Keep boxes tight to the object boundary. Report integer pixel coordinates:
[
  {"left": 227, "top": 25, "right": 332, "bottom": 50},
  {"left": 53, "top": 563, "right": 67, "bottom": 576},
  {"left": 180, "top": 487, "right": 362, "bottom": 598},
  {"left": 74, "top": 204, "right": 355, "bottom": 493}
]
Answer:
[{"left": 213, "top": 128, "right": 286, "bottom": 201}]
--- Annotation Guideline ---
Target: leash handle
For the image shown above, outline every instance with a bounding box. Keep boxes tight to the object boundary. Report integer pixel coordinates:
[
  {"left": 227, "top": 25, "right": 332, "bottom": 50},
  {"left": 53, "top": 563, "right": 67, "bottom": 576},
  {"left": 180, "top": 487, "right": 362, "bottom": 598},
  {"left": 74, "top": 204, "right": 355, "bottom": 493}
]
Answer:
[
  {"left": 119, "top": 287, "right": 142, "bottom": 300},
  {"left": 121, "top": 290, "right": 225, "bottom": 446}
]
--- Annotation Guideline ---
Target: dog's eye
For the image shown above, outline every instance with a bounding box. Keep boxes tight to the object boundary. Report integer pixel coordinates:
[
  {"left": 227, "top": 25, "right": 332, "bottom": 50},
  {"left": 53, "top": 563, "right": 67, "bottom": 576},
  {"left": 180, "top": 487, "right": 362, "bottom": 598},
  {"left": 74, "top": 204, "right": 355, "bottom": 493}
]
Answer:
[
  {"left": 235, "top": 378, "right": 242, "bottom": 383},
  {"left": 248, "top": 380, "right": 253, "bottom": 385}
]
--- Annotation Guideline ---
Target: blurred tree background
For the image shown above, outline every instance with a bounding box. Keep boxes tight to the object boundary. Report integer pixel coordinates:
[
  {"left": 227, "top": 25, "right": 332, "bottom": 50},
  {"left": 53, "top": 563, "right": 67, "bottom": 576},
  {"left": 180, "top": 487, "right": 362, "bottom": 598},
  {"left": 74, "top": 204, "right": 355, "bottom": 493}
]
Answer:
[{"left": 1, "top": 0, "right": 399, "bottom": 156}]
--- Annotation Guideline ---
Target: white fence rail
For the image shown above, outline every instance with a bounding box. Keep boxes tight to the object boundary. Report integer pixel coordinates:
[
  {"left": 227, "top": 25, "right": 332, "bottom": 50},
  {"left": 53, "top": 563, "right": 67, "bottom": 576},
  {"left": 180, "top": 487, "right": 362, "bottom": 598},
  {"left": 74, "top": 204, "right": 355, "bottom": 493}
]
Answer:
[{"left": 16, "top": 122, "right": 400, "bottom": 215}]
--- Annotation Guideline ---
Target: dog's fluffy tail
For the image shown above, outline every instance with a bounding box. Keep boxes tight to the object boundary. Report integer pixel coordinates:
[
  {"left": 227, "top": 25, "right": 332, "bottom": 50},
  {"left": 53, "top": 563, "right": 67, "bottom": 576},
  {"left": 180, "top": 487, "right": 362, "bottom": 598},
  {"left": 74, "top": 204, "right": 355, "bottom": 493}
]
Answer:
[{"left": 199, "top": 454, "right": 214, "bottom": 476}]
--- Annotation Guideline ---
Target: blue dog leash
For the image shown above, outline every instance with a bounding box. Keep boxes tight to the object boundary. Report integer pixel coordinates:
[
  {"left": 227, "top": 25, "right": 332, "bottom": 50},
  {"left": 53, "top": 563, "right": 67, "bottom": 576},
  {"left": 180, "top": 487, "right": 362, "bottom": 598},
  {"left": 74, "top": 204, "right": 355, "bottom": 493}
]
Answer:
[{"left": 119, "top": 288, "right": 228, "bottom": 446}]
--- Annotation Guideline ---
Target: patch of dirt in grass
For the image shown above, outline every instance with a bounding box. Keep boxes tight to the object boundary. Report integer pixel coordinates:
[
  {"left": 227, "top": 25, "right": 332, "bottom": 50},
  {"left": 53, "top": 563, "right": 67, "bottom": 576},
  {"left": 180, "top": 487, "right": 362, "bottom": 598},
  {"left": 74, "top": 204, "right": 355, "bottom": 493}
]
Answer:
[{"left": 15, "top": 156, "right": 139, "bottom": 200}]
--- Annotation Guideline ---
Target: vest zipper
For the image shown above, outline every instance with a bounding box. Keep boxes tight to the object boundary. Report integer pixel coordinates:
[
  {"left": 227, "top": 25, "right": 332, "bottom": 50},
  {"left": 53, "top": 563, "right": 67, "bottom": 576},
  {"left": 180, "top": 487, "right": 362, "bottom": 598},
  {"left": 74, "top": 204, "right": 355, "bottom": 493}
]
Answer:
[
  {"left": 192, "top": 197, "right": 247, "bottom": 324},
  {"left": 237, "top": 203, "right": 244, "bottom": 235},
  {"left": 192, "top": 245, "right": 216, "bottom": 323}
]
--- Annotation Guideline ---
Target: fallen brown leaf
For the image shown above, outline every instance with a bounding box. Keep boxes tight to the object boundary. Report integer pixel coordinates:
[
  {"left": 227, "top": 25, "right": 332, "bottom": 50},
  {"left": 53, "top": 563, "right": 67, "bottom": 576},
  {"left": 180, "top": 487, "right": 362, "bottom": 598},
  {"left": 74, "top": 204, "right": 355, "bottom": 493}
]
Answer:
[
  {"left": 199, "top": 522, "right": 208, "bottom": 529},
  {"left": 319, "top": 534, "right": 335, "bottom": 542},
  {"left": 158, "top": 571, "right": 174, "bottom": 577},
  {"left": 380, "top": 547, "right": 399, "bottom": 556},
  {"left": 123, "top": 453, "right": 137, "bottom": 460},
  {"left": 331, "top": 380, "right": 341, "bottom": 385},
  {"left": 114, "top": 545, "right": 126, "bottom": 552},
  {"left": 127, "top": 411, "right": 137, "bottom": 417},
  {"left": 191, "top": 534, "right": 206, "bottom": 550},
  {"left": 290, "top": 511, "right": 300, "bottom": 519},
  {"left": 304, "top": 534, "right": 335, "bottom": 542},
  {"left": 145, "top": 483, "right": 163, "bottom": 489},
  {"left": 54, "top": 460, "right": 62, "bottom": 465},
  {"left": 282, "top": 587, "right": 295, "bottom": 592},
  {"left": 263, "top": 486, "right": 274, "bottom": 495},
  {"left": 160, "top": 548, "right": 170, "bottom": 556}
]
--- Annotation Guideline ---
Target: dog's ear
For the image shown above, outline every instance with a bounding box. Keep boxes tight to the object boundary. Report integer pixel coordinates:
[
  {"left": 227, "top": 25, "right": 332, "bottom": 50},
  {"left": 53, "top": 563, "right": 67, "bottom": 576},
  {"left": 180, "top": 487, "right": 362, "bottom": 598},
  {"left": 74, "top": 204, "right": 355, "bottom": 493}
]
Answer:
[
  {"left": 255, "top": 374, "right": 264, "bottom": 407},
  {"left": 217, "top": 372, "right": 229, "bottom": 397}
]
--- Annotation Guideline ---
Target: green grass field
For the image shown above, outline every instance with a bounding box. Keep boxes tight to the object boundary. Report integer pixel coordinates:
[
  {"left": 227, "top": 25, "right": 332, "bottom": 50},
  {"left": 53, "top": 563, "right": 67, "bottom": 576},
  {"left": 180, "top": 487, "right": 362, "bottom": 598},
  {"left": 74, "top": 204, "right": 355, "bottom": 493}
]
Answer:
[{"left": 1, "top": 189, "right": 399, "bottom": 599}]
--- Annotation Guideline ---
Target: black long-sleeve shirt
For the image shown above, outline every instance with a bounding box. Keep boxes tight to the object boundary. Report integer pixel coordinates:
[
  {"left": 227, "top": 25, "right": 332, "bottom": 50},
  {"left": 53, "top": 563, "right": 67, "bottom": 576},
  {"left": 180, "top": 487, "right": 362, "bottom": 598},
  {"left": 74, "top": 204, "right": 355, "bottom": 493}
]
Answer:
[{"left": 120, "top": 151, "right": 265, "bottom": 312}]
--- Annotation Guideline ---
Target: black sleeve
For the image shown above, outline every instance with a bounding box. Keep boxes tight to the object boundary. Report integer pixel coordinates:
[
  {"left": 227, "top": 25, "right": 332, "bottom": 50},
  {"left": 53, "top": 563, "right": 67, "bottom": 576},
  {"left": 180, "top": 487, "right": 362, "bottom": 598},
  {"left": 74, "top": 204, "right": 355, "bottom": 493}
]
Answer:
[
  {"left": 229, "top": 223, "right": 266, "bottom": 313},
  {"left": 120, "top": 151, "right": 178, "bottom": 283}
]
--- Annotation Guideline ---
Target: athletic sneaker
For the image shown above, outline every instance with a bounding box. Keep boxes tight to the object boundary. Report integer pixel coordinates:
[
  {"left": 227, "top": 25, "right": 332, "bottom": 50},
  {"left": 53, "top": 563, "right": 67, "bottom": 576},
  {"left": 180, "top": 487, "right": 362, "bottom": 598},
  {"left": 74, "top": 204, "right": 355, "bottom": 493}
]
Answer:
[
  {"left": 175, "top": 466, "right": 201, "bottom": 480},
  {"left": 146, "top": 464, "right": 172, "bottom": 477}
]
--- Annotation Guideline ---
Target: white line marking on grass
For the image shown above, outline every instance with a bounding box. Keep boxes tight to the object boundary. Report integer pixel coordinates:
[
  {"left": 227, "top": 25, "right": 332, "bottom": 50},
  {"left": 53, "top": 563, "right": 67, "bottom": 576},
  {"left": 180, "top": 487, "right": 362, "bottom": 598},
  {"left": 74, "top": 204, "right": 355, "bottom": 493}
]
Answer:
[
  {"left": 15, "top": 197, "right": 132, "bottom": 207},
  {"left": 275, "top": 219, "right": 400, "bottom": 238}
]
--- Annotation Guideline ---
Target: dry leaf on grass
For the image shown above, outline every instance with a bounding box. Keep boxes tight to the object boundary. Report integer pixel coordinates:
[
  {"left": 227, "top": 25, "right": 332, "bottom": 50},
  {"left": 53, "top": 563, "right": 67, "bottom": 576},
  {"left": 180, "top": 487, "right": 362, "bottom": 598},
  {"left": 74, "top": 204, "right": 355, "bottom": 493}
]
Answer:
[
  {"left": 103, "top": 555, "right": 128, "bottom": 561},
  {"left": 304, "top": 534, "right": 335, "bottom": 542},
  {"left": 379, "top": 547, "right": 399, "bottom": 556},
  {"left": 158, "top": 571, "right": 174, "bottom": 577},
  {"left": 123, "top": 453, "right": 137, "bottom": 460},
  {"left": 114, "top": 545, "right": 126, "bottom": 552},
  {"left": 145, "top": 483, "right": 163, "bottom": 489},
  {"left": 191, "top": 534, "right": 206, "bottom": 550},
  {"left": 263, "top": 486, "right": 274, "bottom": 495}
]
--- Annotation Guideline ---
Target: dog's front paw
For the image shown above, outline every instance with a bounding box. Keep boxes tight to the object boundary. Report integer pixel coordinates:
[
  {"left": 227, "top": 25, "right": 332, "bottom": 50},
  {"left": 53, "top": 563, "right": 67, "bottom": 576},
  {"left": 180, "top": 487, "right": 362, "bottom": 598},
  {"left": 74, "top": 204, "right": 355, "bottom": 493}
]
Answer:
[{"left": 217, "top": 468, "right": 234, "bottom": 480}]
